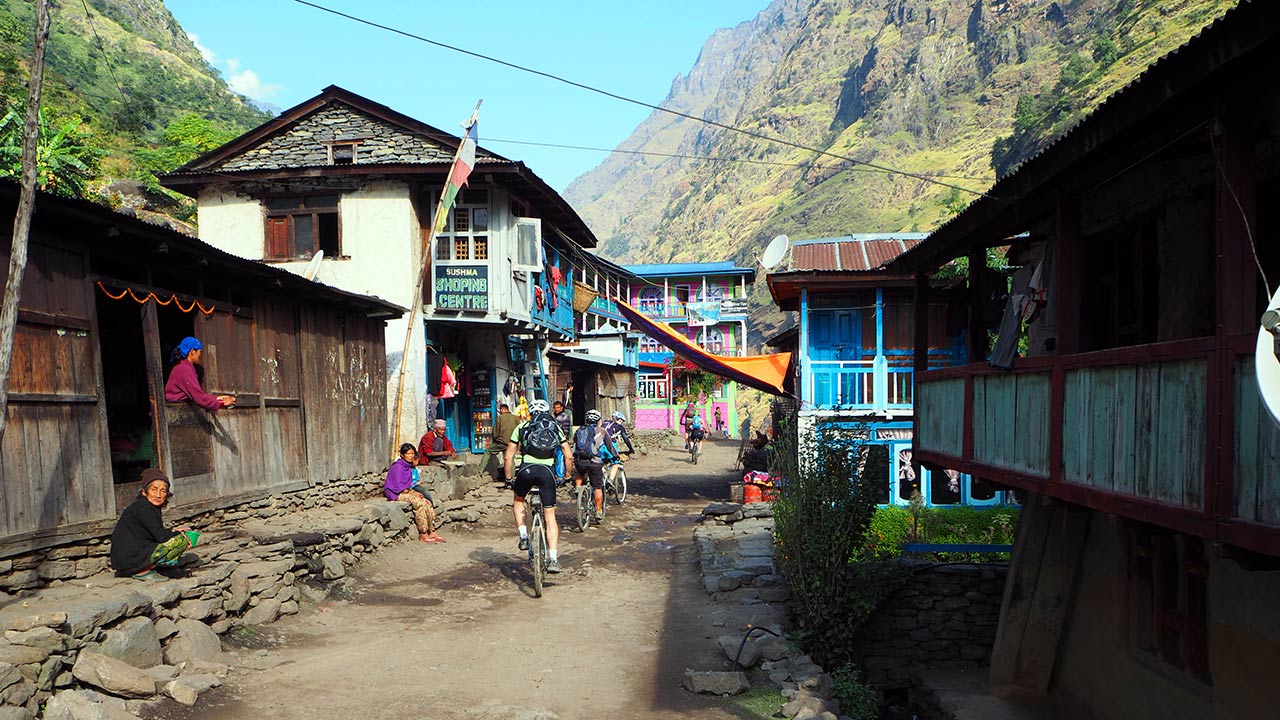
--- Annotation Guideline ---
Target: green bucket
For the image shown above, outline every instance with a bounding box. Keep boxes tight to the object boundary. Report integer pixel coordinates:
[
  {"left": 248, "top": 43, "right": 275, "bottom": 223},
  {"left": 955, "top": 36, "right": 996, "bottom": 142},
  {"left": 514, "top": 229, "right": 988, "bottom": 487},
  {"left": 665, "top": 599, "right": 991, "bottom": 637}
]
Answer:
[{"left": 183, "top": 530, "right": 201, "bottom": 548}]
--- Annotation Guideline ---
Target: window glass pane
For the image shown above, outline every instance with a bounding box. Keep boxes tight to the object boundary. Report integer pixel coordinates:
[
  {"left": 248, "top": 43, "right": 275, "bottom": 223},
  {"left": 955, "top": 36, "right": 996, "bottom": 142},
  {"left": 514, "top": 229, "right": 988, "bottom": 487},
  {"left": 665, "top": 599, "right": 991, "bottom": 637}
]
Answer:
[
  {"left": 474, "top": 235, "right": 488, "bottom": 260},
  {"left": 473, "top": 208, "right": 489, "bottom": 231},
  {"left": 293, "top": 214, "right": 314, "bottom": 258},
  {"left": 970, "top": 476, "right": 996, "bottom": 501},
  {"left": 454, "top": 237, "right": 469, "bottom": 260},
  {"left": 929, "top": 468, "right": 962, "bottom": 505},
  {"left": 436, "top": 236, "right": 450, "bottom": 261},
  {"left": 306, "top": 195, "right": 339, "bottom": 208},
  {"left": 267, "top": 197, "right": 300, "bottom": 211},
  {"left": 317, "top": 212, "right": 339, "bottom": 256}
]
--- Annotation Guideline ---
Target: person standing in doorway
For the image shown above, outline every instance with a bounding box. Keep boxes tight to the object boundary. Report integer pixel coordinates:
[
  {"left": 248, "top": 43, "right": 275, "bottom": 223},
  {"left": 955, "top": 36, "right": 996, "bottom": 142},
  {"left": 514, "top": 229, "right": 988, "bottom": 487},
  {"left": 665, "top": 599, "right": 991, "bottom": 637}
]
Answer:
[
  {"left": 714, "top": 406, "right": 725, "bottom": 438},
  {"left": 562, "top": 383, "right": 574, "bottom": 414},
  {"left": 165, "top": 337, "right": 235, "bottom": 411},
  {"left": 486, "top": 403, "right": 521, "bottom": 482}
]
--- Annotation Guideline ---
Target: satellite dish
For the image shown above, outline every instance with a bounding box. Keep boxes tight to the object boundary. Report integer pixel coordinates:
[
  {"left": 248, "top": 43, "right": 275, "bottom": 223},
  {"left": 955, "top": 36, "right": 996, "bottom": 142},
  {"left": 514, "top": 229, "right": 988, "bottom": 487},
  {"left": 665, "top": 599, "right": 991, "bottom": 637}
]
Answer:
[
  {"left": 761, "top": 234, "right": 790, "bottom": 270},
  {"left": 303, "top": 250, "right": 324, "bottom": 281},
  {"left": 1256, "top": 286, "right": 1280, "bottom": 427}
]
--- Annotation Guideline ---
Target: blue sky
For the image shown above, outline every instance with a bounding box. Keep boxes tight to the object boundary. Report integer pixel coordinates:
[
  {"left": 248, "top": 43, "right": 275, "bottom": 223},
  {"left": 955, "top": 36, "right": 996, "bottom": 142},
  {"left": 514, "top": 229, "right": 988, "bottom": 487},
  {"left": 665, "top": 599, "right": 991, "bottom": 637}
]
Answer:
[{"left": 166, "top": 0, "right": 768, "bottom": 192}]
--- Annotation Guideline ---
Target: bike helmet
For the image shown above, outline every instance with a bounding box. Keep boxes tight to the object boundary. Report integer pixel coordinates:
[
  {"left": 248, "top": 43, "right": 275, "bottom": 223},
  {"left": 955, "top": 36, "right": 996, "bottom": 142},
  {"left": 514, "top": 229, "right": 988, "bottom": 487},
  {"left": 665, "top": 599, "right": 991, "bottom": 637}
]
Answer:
[
  {"left": 585, "top": 409, "right": 602, "bottom": 423},
  {"left": 612, "top": 411, "right": 626, "bottom": 421},
  {"left": 529, "top": 398, "right": 550, "bottom": 413}
]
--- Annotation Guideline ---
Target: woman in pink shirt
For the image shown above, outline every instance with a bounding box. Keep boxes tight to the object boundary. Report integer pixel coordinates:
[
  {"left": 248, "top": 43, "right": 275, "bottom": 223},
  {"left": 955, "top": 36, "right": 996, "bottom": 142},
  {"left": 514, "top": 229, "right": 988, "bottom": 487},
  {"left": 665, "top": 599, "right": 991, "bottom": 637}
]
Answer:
[{"left": 164, "top": 337, "right": 235, "bottom": 411}]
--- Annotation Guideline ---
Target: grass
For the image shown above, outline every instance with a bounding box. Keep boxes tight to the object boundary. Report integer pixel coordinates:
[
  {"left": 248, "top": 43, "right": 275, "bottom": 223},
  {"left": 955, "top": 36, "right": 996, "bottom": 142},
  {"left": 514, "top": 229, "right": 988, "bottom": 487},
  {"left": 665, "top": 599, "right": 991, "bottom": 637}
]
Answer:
[{"left": 725, "top": 686, "right": 786, "bottom": 719}]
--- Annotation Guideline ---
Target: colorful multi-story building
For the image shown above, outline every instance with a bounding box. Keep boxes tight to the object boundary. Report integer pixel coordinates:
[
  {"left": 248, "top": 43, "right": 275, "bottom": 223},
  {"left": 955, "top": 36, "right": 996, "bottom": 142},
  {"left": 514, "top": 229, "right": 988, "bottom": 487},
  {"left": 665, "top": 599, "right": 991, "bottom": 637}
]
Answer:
[{"left": 623, "top": 261, "right": 755, "bottom": 434}]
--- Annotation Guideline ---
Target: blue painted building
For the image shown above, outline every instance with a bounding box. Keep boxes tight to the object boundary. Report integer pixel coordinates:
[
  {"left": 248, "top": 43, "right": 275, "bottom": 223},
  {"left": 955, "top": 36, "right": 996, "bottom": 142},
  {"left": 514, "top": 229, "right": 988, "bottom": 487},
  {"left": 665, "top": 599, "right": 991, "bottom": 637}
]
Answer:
[
  {"left": 623, "top": 261, "right": 755, "bottom": 433},
  {"left": 766, "top": 234, "right": 1006, "bottom": 506}
]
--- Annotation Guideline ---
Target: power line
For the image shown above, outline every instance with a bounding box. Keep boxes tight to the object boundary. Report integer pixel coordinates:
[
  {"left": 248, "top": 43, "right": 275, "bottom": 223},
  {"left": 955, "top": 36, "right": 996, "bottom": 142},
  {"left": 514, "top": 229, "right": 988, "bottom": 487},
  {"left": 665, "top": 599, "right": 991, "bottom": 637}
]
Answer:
[
  {"left": 482, "top": 136, "right": 996, "bottom": 182},
  {"left": 77, "top": 0, "right": 128, "bottom": 103},
  {"left": 290, "top": 0, "right": 994, "bottom": 198}
]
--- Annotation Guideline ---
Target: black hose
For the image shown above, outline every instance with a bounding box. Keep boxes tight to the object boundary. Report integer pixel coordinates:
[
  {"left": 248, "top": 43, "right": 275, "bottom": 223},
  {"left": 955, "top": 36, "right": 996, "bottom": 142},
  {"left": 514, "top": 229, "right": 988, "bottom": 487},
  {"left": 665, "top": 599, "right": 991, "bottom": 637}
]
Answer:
[{"left": 733, "top": 624, "right": 783, "bottom": 670}]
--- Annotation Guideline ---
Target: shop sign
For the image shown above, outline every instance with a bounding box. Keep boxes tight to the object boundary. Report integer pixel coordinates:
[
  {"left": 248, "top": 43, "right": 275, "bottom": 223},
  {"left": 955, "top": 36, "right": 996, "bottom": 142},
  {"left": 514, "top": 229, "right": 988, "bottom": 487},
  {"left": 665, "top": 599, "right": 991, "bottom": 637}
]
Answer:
[{"left": 435, "top": 265, "right": 489, "bottom": 311}]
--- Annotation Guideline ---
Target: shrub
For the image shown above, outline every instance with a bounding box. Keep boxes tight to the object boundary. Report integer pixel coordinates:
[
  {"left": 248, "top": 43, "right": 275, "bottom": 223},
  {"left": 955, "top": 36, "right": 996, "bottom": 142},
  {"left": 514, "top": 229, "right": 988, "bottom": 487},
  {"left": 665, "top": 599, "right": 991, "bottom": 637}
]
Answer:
[
  {"left": 855, "top": 505, "right": 1020, "bottom": 560},
  {"left": 831, "top": 664, "right": 879, "bottom": 720}
]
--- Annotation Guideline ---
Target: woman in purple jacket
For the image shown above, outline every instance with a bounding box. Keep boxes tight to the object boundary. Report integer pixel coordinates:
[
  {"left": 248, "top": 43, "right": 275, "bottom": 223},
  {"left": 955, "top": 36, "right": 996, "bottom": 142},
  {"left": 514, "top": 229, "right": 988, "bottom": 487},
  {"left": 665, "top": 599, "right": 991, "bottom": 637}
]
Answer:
[
  {"left": 384, "top": 444, "right": 444, "bottom": 543},
  {"left": 164, "top": 337, "right": 235, "bottom": 411}
]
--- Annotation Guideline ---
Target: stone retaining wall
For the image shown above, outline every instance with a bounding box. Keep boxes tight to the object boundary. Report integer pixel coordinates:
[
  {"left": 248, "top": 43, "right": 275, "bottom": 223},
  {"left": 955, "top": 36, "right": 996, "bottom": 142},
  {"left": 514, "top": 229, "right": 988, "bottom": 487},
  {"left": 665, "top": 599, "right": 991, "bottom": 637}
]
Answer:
[
  {"left": 0, "top": 464, "right": 496, "bottom": 719},
  {"left": 852, "top": 561, "right": 1008, "bottom": 688}
]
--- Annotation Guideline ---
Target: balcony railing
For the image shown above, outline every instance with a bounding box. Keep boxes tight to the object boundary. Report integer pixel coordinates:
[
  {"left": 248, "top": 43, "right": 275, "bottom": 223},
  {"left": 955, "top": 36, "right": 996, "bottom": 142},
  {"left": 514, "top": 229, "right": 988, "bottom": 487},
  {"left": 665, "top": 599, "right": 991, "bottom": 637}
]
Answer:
[
  {"left": 530, "top": 273, "right": 575, "bottom": 338},
  {"left": 806, "top": 359, "right": 922, "bottom": 411},
  {"left": 911, "top": 336, "right": 1280, "bottom": 555}
]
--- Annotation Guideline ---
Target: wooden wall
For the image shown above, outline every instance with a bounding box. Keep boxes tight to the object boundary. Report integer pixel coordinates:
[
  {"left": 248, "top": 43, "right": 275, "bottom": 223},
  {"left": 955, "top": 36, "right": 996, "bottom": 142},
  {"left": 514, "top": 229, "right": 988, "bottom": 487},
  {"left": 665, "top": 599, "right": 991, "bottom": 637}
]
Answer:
[
  {"left": 974, "top": 372, "right": 1051, "bottom": 478},
  {"left": 915, "top": 377, "right": 965, "bottom": 458},
  {"left": 1063, "top": 359, "right": 1206, "bottom": 509},
  {"left": 0, "top": 241, "right": 112, "bottom": 540},
  {"left": 1233, "top": 357, "right": 1280, "bottom": 525}
]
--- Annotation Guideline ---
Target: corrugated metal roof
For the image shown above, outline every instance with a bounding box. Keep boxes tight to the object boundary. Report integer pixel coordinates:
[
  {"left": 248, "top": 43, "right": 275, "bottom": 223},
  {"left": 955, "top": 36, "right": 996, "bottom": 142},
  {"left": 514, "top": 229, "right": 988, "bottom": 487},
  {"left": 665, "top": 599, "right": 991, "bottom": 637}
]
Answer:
[
  {"left": 623, "top": 261, "right": 755, "bottom": 279},
  {"left": 787, "top": 235, "right": 925, "bottom": 272}
]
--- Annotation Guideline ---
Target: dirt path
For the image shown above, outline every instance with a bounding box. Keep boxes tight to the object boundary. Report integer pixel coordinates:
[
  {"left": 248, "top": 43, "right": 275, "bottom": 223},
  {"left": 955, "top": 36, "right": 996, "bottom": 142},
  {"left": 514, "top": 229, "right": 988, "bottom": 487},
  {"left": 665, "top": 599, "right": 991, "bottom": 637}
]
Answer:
[{"left": 157, "top": 437, "right": 781, "bottom": 720}]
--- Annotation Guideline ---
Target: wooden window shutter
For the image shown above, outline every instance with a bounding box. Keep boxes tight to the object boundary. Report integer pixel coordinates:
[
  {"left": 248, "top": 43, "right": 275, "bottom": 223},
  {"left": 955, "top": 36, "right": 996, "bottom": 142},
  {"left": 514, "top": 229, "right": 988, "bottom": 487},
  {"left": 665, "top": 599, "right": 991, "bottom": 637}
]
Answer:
[{"left": 267, "top": 217, "right": 290, "bottom": 258}]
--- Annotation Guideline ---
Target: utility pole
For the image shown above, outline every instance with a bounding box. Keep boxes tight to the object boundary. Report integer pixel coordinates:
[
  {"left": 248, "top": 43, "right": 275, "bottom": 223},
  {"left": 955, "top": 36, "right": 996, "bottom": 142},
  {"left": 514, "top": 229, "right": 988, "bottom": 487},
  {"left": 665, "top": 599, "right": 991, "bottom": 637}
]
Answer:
[{"left": 0, "top": 0, "right": 52, "bottom": 442}]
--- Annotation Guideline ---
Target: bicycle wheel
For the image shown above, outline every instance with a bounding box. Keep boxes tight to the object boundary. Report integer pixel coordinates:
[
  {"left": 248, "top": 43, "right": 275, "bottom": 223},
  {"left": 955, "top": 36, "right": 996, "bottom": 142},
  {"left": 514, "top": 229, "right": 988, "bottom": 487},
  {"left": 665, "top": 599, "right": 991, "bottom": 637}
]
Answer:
[
  {"left": 576, "top": 485, "right": 591, "bottom": 532},
  {"left": 599, "top": 482, "right": 608, "bottom": 522},
  {"left": 530, "top": 517, "right": 545, "bottom": 598},
  {"left": 614, "top": 467, "right": 627, "bottom": 505}
]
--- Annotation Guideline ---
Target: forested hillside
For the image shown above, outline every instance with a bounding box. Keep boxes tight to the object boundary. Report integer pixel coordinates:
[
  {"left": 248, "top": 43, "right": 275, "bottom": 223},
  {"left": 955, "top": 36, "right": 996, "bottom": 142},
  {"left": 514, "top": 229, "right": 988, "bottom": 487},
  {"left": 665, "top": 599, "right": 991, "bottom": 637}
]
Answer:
[
  {"left": 0, "top": 0, "right": 269, "bottom": 224},
  {"left": 565, "top": 0, "right": 1237, "bottom": 340}
]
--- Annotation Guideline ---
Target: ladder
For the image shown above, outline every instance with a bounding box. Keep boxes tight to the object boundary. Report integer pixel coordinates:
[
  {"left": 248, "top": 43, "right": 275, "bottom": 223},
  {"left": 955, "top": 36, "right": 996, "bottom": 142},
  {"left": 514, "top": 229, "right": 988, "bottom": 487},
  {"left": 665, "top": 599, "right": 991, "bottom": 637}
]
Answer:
[{"left": 506, "top": 334, "right": 549, "bottom": 402}]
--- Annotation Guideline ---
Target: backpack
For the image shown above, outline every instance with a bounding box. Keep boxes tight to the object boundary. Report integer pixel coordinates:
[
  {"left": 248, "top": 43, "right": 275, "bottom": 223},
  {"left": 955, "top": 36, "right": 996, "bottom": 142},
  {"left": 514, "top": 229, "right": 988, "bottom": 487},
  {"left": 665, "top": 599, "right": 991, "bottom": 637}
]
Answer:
[
  {"left": 691, "top": 414, "right": 704, "bottom": 431},
  {"left": 520, "top": 413, "right": 561, "bottom": 460},
  {"left": 573, "top": 424, "right": 597, "bottom": 460}
]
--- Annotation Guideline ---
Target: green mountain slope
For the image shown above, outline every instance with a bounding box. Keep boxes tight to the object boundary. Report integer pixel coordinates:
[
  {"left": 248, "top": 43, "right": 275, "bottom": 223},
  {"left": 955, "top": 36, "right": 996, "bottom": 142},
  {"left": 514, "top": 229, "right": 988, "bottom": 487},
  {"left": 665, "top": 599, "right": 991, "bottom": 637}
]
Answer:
[
  {"left": 565, "top": 0, "right": 1237, "bottom": 342},
  {"left": 0, "top": 0, "right": 269, "bottom": 217}
]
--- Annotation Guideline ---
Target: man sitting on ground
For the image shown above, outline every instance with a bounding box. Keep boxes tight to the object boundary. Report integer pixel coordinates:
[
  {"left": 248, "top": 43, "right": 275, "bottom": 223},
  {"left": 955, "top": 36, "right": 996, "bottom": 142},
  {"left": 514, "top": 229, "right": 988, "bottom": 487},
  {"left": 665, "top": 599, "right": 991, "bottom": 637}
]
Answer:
[{"left": 419, "top": 419, "right": 457, "bottom": 465}]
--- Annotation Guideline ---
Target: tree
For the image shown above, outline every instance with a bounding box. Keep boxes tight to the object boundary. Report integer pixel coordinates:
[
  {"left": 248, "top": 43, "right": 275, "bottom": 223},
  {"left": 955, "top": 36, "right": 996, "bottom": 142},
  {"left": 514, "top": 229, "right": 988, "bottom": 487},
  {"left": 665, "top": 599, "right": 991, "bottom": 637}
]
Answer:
[
  {"left": 0, "top": 107, "right": 99, "bottom": 197},
  {"left": 1092, "top": 37, "right": 1120, "bottom": 68}
]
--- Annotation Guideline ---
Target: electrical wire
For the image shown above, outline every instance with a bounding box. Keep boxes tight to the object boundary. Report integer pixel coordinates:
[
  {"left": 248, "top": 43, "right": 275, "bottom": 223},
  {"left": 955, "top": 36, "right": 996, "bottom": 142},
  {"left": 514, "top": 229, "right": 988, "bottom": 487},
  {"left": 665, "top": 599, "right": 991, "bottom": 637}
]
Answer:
[
  {"left": 1209, "top": 126, "right": 1270, "bottom": 300},
  {"left": 77, "top": 0, "right": 129, "bottom": 103},
  {"left": 290, "top": 0, "right": 994, "bottom": 198}
]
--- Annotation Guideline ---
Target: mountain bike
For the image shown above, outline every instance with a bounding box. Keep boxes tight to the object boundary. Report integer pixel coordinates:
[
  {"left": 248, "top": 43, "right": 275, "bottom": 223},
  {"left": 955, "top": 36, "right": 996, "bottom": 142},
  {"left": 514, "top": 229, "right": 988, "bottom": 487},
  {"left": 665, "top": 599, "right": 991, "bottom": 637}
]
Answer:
[
  {"left": 526, "top": 486, "right": 549, "bottom": 597},
  {"left": 576, "top": 478, "right": 607, "bottom": 532},
  {"left": 605, "top": 455, "right": 627, "bottom": 505},
  {"left": 689, "top": 430, "right": 704, "bottom": 464}
]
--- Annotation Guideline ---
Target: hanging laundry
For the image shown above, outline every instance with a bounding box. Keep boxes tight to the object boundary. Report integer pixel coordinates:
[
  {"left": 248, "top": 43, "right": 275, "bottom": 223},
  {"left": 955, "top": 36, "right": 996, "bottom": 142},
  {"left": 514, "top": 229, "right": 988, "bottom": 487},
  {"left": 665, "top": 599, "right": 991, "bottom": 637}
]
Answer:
[
  {"left": 549, "top": 265, "right": 563, "bottom": 309},
  {"left": 439, "top": 360, "right": 458, "bottom": 399}
]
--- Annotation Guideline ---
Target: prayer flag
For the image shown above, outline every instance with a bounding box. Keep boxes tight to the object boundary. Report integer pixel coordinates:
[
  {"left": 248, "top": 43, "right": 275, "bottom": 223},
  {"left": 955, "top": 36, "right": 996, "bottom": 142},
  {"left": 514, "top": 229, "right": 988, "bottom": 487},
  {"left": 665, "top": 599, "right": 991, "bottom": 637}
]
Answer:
[{"left": 438, "top": 114, "right": 479, "bottom": 229}]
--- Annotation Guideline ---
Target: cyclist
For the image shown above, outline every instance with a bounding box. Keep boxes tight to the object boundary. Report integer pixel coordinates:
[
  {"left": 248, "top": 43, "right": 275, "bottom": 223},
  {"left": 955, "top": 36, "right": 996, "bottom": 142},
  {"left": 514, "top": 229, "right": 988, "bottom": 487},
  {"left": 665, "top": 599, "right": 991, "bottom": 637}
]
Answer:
[
  {"left": 679, "top": 401, "right": 700, "bottom": 449},
  {"left": 572, "top": 409, "right": 619, "bottom": 524},
  {"left": 688, "top": 409, "right": 707, "bottom": 458},
  {"left": 602, "top": 411, "right": 635, "bottom": 456},
  {"left": 505, "top": 398, "right": 573, "bottom": 573}
]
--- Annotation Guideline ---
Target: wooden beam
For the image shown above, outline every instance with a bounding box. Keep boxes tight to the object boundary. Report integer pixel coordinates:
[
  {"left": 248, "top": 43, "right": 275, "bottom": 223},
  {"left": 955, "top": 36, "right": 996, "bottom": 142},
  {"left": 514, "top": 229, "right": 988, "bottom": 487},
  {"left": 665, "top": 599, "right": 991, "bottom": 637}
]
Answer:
[
  {"left": 913, "top": 273, "right": 929, "bottom": 376},
  {"left": 1053, "top": 199, "right": 1081, "bottom": 355},
  {"left": 967, "top": 249, "right": 987, "bottom": 362}
]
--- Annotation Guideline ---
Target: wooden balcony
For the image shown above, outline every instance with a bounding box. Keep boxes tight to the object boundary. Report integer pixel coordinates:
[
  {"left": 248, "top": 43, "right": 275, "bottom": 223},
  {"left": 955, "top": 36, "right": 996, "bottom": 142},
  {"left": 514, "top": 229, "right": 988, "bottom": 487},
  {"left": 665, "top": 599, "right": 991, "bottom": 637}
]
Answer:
[{"left": 913, "top": 336, "right": 1280, "bottom": 555}]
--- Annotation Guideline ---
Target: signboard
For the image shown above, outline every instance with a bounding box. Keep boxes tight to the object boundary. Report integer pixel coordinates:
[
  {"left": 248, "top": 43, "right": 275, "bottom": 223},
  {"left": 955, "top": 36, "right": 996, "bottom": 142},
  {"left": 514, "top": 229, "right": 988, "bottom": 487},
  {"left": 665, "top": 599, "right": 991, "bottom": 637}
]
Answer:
[
  {"left": 434, "top": 265, "right": 489, "bottom": 311},
  {"left": 720, "top": 298, "right": 748, "bottom": 315},
  {"left": 686, "top": 301, "right": 722, "bottom": 327}
]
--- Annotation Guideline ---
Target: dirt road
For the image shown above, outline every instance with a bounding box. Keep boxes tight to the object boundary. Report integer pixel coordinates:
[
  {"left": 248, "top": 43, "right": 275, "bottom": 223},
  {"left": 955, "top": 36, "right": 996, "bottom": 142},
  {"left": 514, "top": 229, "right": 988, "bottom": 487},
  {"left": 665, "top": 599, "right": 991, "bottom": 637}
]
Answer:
[{"left": 159, "top": 437, "right": 782, "bottom": 720}]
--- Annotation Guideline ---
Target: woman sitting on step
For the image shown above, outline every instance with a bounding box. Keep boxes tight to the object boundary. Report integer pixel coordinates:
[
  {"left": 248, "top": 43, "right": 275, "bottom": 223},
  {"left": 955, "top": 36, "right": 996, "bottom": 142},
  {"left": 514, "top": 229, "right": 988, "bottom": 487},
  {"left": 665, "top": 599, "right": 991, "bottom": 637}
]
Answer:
[
  {"left": 110, "top": 469, "right": 199, "bottom": 582},
  {"left": 384, "top": 444, "right": 445, "bottom": 544}
]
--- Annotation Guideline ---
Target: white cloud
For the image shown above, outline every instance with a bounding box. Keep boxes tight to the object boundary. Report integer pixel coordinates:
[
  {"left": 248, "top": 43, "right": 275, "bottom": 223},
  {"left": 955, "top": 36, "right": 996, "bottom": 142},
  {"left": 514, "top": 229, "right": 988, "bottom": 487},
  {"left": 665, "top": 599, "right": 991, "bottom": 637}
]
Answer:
[
  {"left": 225, "top": 58, "right": 284, "bottom": 101},
  {"left": 186, "top": 32, "right": 215, "bottom": 63}
]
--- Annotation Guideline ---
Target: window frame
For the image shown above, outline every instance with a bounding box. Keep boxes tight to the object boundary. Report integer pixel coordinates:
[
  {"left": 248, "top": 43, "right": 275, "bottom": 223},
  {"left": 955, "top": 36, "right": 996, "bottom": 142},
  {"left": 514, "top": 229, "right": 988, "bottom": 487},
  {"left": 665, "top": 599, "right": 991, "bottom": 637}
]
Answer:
[
  {"left": 510, "top": 216, "right": 544, "bottom": 272},
  {"left": 434, "top": 191, "right": 491, "bottom": 263},
  {"left": 263, "top": 194, "right": 342, "bottom": 261},
  {"left": 1128, "top": 525, "right": 1212, "bottom": 685}
]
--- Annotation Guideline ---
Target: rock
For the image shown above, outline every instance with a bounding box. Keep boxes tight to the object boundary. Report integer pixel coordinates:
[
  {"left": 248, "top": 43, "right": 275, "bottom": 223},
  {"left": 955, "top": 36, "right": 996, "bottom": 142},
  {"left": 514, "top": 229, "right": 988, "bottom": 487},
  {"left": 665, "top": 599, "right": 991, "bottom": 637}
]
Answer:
[
  {"left": 1, "top": 679, "right": 33, "bottom": 705},
  {"left": 152, "top": 619, "right": 178, "bottom": 641},
  {"left": 178, "top": 599, "right": 220, "bottom": 622},
  {"left": 143, "top": 666, "right": 179, "bottom": 683},
  {"left": 0, "top": 644, "right": 47, "bottom": 666},
  {"left": 75, "top": 558, "right": 110, "bottom": 579},
  {"left": 42, "top": 690, "right": 143, "bottom": 720},
  {"left": 782, "top": 694, "right": 836, "bottom": 719},
  {"left": 703, "top": 576, "right": 721, "bottom": 594},
  {"left": 701, "top": 503, "right": 743, "bottom": 517},
  {"left": 37, "top": 656, "right": 64, "bottom": 690},
  {"left": 741, "top": 502, "right": 774, "bottom": 518},
  {"left": 717, "top": 635, "right": 763, "bottom": 668},
  {"left": 320, "top": 555, "right": 345, "bottom": 581},
  {"left": 241, "top": 599, "right": 281, "bottom": 626},
  {"left": 279, "top": 601, "right": 299, "bottom": 616},
  {"left": 758, "top": 587, "right": 791, "bottom": 603},
  {"left": 385, "top": 508, "right": 412, "bottom": 532},
  {"left": 0, "top": 706, "right": 31, "bottom": 720},
  {"left": 4, "top": 626, "right": 68, "bottom": 653},
  {"left": 96, "top": 618, "right": 162, "bottom": 669},
  {"left": 181, "top": 659, "right": 229, "bottom": 679},
  {"left": 224, "top": 571, "right": 250, "bottom": 614},
  {"left": 683, "top": 670, "right": 749, "bottom": 696},
  {"left": 321, "top": 517, "right": 363, "bottom": 535},
  {"left": 3, "top": 613, "right": 66, "bottom": 633},
  {"left": 0, "top": 662, "right": 22, "bottom": 691},
  {"left": 36, "top": 561, "right": 77, "bottom": 581},
  {"left": 209, "top": 620, "right": 231, "bottom": 635},
  {"left": 162, "top": 620, "right": 222, "bottom": 665},
  {"left": 164, "top": 674, "right": 220, "bottom": 706},
  {"left": 717, "top": 575, "right": 743, "bottom": 592},
  {"left": 70, "top": 652, "right": 156, "bottom": 698},
  {"left": 60, "top": 596, "right": 132, "bottom": 638},
  {"left": 238, "top": 560, "right": 293, "bottom": 579},
  {"left": 760, "top": 638, "right": 791, "bottom": 662}
]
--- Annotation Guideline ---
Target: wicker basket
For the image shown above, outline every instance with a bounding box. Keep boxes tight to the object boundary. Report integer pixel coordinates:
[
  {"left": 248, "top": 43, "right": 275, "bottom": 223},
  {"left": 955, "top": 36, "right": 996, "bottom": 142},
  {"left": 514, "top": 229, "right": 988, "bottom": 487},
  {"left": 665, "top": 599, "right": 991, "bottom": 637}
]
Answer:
[{"left": 572, "top": 281, "right": 598, "bottom": 314}]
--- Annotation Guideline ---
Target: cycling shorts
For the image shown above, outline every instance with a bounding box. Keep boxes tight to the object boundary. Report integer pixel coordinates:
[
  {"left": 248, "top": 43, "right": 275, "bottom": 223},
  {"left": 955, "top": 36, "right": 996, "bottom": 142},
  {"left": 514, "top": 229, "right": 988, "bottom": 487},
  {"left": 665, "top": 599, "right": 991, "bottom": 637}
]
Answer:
[
  {"left": 573, "top": 461, "right": 605, "bottom": 490},
  {"left": 513, "top": 463, "right": 557, "bottom": 508},
  {"left": 689, "top": 428, "right": 706, "bottom": 441}
]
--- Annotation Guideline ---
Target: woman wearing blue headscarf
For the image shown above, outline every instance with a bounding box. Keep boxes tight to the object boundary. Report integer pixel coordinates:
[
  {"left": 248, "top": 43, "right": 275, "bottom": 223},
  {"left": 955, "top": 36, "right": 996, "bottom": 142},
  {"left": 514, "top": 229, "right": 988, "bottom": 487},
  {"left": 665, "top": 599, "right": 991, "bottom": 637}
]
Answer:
[{"left": 164, "top": 336, "right": 235, "bottom": 411}]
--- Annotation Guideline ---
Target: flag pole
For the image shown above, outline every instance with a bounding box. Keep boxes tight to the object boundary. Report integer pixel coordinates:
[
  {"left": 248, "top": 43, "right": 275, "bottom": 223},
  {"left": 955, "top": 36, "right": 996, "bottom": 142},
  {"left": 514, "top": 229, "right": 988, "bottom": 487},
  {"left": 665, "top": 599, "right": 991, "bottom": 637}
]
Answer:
[{"left": 390, "top": 100, "right": 482, "bottom": 455}]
